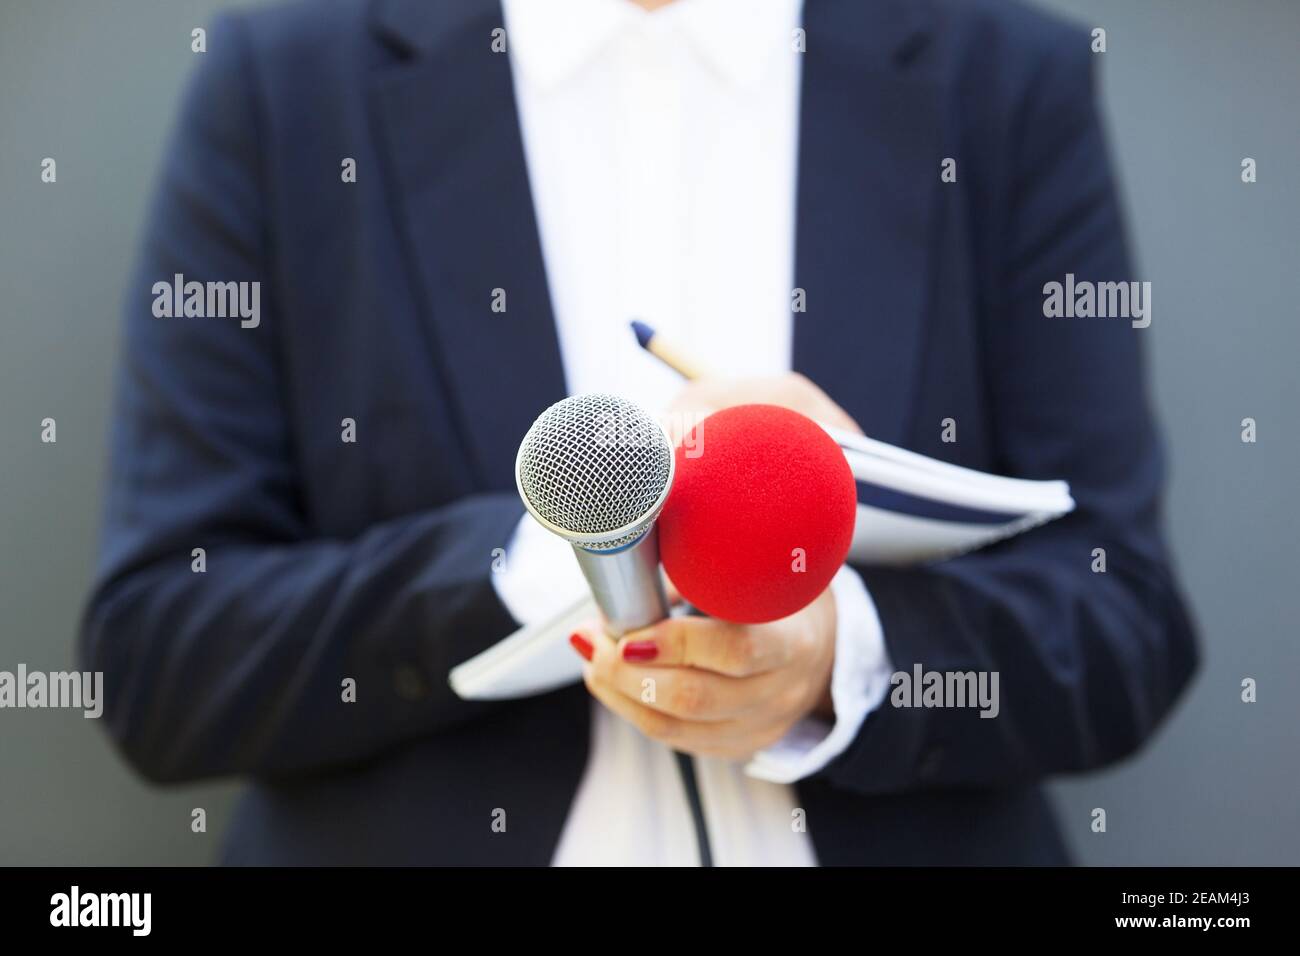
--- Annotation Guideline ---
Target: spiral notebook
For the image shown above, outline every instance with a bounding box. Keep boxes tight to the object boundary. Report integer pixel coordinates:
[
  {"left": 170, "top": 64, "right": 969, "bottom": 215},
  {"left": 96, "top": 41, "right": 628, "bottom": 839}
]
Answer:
[{"left": 449, "top": 426, "right": 1073, "bottom": 701}]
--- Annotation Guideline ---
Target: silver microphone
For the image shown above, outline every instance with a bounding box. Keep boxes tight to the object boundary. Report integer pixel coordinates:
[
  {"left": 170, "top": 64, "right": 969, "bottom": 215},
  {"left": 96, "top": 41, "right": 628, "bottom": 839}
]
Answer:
[{"left": 515, "top": 393, "right": 675, "bottom": 637}]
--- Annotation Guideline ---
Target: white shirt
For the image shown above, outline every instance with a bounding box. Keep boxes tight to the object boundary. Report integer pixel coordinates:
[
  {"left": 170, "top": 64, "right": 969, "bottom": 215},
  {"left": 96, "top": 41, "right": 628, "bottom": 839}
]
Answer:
[{"left": 493, "top": 0, "right": 892, "bottom": 866}]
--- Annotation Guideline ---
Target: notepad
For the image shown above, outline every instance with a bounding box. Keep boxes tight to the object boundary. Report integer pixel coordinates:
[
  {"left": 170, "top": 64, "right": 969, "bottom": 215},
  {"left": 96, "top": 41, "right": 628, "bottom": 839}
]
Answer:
[{"left": 826, "top": 423, "right": 1074, "bottom": 564}]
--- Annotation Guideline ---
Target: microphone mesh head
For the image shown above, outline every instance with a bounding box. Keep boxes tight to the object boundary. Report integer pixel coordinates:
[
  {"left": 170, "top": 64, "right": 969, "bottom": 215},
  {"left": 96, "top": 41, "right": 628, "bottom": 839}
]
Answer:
[{"left": 517, "top": 394, "right": 673, "bottom": 547}]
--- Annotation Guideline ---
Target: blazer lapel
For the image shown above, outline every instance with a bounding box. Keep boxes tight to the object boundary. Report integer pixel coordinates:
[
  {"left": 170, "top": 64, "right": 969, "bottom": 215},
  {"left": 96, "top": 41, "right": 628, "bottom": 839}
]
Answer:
[
  {"left": 368, "top": 0, "right": 567, "bottom": 490},
  {"left": 367, "top": 0, "right": 943, "bottom": 477},
  {"left": 793, "top": 0, "right": 941, "bottom": 447}
]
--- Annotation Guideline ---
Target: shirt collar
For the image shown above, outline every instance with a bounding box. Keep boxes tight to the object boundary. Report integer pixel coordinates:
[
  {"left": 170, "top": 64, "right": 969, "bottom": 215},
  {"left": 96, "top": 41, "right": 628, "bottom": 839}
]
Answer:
[{"left": 503, "top": 0, "right": 803, "bottom": 92}]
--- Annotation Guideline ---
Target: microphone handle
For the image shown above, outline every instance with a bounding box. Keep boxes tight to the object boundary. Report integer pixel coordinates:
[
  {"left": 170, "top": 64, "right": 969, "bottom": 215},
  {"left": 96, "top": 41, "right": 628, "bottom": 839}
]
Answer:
[{"left": 571, "top": 524, "right": 670, "bottom": 637}]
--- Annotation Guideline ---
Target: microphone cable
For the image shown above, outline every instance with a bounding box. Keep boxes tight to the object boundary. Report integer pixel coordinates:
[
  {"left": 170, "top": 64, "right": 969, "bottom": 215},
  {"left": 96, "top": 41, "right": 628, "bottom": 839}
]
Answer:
[{"left": 673, "top": 751, "right": 713, "bottom": 867}]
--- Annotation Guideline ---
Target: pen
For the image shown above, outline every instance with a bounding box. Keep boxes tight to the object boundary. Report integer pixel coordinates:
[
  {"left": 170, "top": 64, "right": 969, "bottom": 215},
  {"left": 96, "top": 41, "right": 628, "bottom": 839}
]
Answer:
[{"left": 629, "top": 319, "right": 712, "bottom": 382}]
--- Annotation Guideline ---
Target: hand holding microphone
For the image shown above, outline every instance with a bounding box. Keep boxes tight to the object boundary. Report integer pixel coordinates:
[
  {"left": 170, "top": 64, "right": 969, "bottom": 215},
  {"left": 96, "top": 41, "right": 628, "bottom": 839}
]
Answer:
[
  {"left": 516, "top": 381, "right": 857, "bottom": 760},
  {"left": 573, "top": 397, "right": 857, "bottom": 759},
  {"left": 575, "top": 582, "right": 840, "bottom": 761}
]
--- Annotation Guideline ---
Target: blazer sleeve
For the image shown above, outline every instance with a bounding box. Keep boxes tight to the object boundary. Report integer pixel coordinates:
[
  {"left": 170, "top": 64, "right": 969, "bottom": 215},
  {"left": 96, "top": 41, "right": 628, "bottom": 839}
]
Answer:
[
  {"left": 79, "top": 15, "right": 523, "bottom": 784},
  {"left": 821, "top": 34, "right": 1199, "bottom": 794}
]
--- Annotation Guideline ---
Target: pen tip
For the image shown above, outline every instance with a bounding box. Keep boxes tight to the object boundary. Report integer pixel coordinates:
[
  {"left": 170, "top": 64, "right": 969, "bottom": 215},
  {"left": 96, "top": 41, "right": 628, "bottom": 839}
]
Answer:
[{"left": 630, "top": 319, "right": 655, "bottom": 349}]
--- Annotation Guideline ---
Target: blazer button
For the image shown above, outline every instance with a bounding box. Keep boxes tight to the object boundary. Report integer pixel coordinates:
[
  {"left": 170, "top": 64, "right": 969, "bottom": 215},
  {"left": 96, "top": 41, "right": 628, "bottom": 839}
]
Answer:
[
  {"left": 393, "top": 664, "right": 430, "bottom": 701},
  {"left": 918, "top": 745, "right": 946, "bottom": 780}
]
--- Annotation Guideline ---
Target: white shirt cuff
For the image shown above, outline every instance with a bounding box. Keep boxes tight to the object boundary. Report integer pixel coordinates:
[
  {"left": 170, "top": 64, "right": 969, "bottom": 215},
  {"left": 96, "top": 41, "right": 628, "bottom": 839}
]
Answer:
[
  {"left": 491, "top": 513, "right": 590, "bottom": 628},
  {"left": 744, "top": 565, "right": 892, "bottom": 784}
]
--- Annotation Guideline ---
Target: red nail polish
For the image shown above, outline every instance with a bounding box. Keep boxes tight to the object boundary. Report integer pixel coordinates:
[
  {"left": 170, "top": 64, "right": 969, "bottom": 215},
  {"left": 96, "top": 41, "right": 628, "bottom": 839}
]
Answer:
[
  {"left": 569, "top": 633, "right": 594, "bottom": 662},
  {"left": 622, "top": 640, "right": 658, "bottom": 662}
]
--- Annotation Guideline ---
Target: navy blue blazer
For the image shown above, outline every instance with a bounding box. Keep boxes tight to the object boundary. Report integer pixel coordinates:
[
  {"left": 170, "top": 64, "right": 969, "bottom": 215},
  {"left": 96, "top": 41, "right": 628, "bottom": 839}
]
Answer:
[{"left": 82, "top": 0, "right": 1198, "bottom": 865}]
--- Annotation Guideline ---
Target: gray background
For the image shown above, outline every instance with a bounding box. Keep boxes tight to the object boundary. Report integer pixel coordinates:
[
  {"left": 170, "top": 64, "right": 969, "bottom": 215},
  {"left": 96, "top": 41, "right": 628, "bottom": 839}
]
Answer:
[{"left": 0, "top": 0, "right": 1296, "bottom": 865}]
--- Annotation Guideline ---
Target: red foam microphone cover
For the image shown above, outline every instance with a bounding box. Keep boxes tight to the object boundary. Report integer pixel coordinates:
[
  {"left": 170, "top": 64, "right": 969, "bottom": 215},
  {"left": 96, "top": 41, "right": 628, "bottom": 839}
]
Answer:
[{"left": 658, "top": 404, "right": 857, "bottom": 624}]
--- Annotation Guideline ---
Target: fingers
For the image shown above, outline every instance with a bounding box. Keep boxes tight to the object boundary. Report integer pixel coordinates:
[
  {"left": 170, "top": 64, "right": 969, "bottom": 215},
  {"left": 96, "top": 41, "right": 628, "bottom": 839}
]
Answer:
[
  {"left": 590, "top": 617, "right": 791, "bottom": 720},
  {"left": 582, "top": 652, "right": 691, "bottom": 743},
  {"left": 626, "top": 615, "right": 793, "bottom": 677},
  {"left": 578, "top": 630, "right": 739, "bottom": 753},
  {"left": 662, "top": 373, "right": 865, "bottom": 445},
  {"left": 588, "top": 620, "right": 754, "bottom": 720},
  {"left": 581, "top": 657, "right": 789, "bottom": 760},
  {"left": 570, "top": 620, "right": 810, "bottom": 760},
  {"left": 607, "top": 657, "right": 785, "bottom": 721}
]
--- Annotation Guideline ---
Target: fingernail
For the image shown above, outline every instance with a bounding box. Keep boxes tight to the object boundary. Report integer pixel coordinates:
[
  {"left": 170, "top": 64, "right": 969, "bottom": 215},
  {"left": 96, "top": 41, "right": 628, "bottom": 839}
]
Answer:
[
  {"left": 622, "top": 640, "right": 658, "bottom": 662},
  {"left": 569, "top": 632, "right": 594, "bottom": 662}
]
